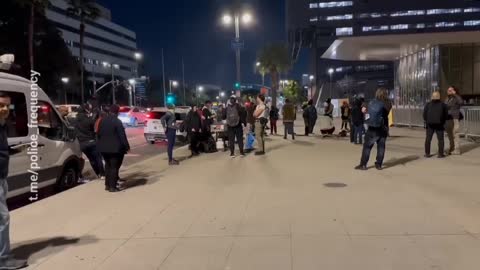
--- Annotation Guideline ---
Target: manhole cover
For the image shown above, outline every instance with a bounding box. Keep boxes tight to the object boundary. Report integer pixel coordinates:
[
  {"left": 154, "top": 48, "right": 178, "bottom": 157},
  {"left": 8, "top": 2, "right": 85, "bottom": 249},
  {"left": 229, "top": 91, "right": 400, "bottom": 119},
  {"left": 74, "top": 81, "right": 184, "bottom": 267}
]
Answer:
[{"left": 324, "top": 183, "right": 348, "bottom": 188}]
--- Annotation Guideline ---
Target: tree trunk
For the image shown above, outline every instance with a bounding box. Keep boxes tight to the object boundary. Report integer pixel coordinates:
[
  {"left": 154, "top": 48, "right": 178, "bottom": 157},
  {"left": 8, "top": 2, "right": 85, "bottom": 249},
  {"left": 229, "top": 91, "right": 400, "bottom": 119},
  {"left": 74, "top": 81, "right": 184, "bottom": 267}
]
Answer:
[
  {"left": 270, "top": 68, "right": 279, "bottom": 107},
  {"left": 28, "top": 4, "right": 35, "bottom": 71},
  {"left": 79, "top": 15, "right": 85, "bottom": 104}
]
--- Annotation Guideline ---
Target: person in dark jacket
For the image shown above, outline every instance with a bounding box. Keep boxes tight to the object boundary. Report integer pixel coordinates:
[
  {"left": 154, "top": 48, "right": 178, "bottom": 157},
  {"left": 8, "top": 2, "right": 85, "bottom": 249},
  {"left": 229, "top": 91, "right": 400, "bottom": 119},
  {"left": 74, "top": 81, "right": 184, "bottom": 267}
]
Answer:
[
  {"left": 350, "top": 98, "right": 365, "bottom": 144},
  {"left": 202, "top": 101, "right": 215, "bottom": 135},
  {"left": 224, "top": 96, "right": 247, "bottom": 157},
  {"left": 161, "top": 104, "right": 180, "bottom": 165},
  {"left": 73, "top": 104, "right": 105, "bottom": 179},
  {"left": 341, "top": 101, "right": 351, "bottom": 131},
  {"left": 282, "top": 99, "right": 296, "bottom": 140},
  {"left": 185, "top": 105, "right": 202, "bottom": 156},
  {"left": 97, "top": 105, "right": 130, "bottom": 192},
  {"left": 424, "top": 91, "right": 448, "bottom": 158},
  {"left": 445, "top": 86, "right": 463, "bottom": 155},
  {"left": 269, "top": 105, "right": 279, "bottom": 135},
  {"left": 303, "top": 99, "right": 318, "bottom": 136},
  {"left": 0, "top": 92, "right": 28, "bottom": 270}
]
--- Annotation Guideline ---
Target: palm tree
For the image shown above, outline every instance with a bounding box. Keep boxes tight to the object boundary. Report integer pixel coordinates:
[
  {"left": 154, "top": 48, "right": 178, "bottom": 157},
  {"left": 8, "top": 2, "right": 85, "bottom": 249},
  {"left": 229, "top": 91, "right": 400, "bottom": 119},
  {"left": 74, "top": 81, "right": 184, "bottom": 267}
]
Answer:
[
  {"left": 257, "top": 44, "right": 292, "bottom": 107},
  {"left": 15, "top": 0, "right": 50, "bottom": 72},
  {"left": 67, "top": 0, "right": 100, "bottom": 104}
]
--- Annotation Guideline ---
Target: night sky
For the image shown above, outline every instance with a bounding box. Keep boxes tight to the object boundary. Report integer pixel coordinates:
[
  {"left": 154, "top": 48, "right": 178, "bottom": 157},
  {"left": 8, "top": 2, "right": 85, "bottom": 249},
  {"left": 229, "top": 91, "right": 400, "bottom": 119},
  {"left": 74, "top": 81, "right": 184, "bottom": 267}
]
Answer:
[{"left": 98, "top": 0, "right": 308, "bottom": 89}]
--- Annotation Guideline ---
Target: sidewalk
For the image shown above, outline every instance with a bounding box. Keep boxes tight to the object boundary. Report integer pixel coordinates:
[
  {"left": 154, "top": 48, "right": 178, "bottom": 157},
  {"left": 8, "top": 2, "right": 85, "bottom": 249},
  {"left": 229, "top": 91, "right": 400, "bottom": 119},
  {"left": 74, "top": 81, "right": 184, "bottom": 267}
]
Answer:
[{"left": 10, "top": 122, "right": 480, "bottom": 270}]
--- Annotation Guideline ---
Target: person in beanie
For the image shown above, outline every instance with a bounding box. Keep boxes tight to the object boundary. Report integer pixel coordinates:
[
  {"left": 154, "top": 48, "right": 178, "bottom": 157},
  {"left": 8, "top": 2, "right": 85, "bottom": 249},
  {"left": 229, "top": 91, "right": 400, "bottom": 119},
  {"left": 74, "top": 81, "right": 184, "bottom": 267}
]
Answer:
[
  {"left": 225, "top": 96, "right": 247, "bottom": 157},
  {"left": 0, "top": 92, "right": 28, "bottom": 269},
  {"left": 424, "top": 91, "right": 448, "bottom": 158},
  {"left": 282, "top": 98, "right": 296, "bottom": 140},
  {"left": 161, "top": 104, "right": 180, "bottom": 165}
]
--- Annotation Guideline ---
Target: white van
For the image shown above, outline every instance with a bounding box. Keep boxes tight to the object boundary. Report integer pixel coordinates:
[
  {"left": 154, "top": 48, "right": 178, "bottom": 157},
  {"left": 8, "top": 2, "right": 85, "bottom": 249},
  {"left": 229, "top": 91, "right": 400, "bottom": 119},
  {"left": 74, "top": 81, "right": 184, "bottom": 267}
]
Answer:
[
  {"left": 1, "top": 72, "right": 84, "bottom": 199},
  {"left": 143, "top": 107, "right": 189, "bottom": 144}
]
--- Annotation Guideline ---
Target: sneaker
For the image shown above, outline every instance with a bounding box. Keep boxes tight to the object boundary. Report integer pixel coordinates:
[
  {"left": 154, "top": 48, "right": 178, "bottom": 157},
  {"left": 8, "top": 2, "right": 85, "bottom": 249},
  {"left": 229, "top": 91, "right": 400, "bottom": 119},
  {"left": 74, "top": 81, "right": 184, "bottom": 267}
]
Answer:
[
  {"left": 230, "top": 154, "right": 236, "bottom": 158},
  {"left": 375, "top": 164, "right": 383, "bottom": 170},
  {"left": 0, "top": 258, "right": 28, "bottom": 270},
  {"left": 240, "top": 152, "right": 246, "bottom": 157},
  {"left": 437, "top": 154, "right": 446, "bottom": 159},
  {"left": 424, "top": 154, "right": 432, "bottom": 158},
  {"left": 78, "top": 178, "right": 91, "bottom": 184},
  {"left": 169, "top": 160, "right": 180, "bottom": 165},
  {"left": 100, "top": 176, "right": 106, "bottom": 181},
  {"left": 108, "top": 187, "right": 123, "bottom": 193},
  {"left": 354, "top": 165, "right": 367, "bottom": 171}
]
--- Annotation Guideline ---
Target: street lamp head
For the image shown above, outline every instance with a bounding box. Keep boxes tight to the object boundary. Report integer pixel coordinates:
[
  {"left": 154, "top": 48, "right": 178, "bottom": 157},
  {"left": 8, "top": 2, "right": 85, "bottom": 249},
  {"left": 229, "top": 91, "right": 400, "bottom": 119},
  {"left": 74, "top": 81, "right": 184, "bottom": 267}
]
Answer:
[
  {"left": 172, "top": 81, "right": 178, "bottom": 87},
  {"left": 113, "top": 64, "right": 120, "bottom": 69},
  {"left": 129, "top": 79, "right": 136, "bottom": 85},
  {"left": 256, "top": 62, "right": 261, "bottom": 67},
  {"left": 328, "top": 68, "right": 335, "bottom": 75},
  {"left": 216, "top": 96, "right": 220, "bottom": 100},
  {"left": 134, "top": 52, "right": 143, "bottom": 60},
  {"left": 309, "top": 75, "right": 315, "bottom": 81},
  {"left": 222, "top": 14, "right": 233, "bottom": 25},
  {"left": 61, "top": 77, "right": 69, "bottom": 84},
  {"left": 242, "top": 13, "right": 253, "bottom": 24},
  {"left": 198, "top": 86, "right": 204, "bottom": 92},
  {"left": 102, "top": 61, "right": 110, "bottom": 67},
  {"left": 220, "top": 92, "right": 225, "bottom": 97}
]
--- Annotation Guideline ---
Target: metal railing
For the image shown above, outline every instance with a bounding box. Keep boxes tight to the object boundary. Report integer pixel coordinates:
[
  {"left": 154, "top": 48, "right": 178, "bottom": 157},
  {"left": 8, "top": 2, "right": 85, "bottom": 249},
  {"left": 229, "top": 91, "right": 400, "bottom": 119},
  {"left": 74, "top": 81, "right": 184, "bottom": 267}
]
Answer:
[{"left": 463, "top": 107, "right": 480, "bottom": 139}]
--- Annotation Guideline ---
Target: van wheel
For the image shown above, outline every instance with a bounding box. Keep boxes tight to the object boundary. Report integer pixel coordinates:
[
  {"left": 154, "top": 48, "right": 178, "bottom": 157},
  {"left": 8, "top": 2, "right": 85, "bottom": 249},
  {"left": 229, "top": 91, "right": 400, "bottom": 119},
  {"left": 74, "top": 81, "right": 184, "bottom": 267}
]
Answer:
[
  {"left": 149, "top": 141, "right": 155, "bottom": 145},
  {"left": 57, "top": 165, "right": 78, "bottom": 190}
]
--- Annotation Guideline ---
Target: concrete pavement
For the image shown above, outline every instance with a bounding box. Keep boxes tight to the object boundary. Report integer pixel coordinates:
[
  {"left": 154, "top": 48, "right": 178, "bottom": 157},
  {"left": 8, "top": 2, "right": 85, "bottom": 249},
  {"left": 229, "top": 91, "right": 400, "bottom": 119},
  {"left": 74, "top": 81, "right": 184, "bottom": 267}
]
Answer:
[{"left": 9, "top": 122, "right": 480, "bottom": 270}]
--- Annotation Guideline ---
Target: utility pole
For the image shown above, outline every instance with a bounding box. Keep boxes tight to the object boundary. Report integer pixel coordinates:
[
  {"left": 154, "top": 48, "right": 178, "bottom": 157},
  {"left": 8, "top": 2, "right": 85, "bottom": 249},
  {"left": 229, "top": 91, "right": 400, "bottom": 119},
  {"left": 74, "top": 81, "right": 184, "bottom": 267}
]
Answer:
[
  {"left": 182, "top": 57, "right": 186, "bottom": 106},
  {"left": 162, "top": 48, "right": 166, "bottom": 106},
  {"left": 234, "top": 13, "right": 241, "bottom": 85},
  {"left": 111, "top": 66, "right": 116, "bottom": 104}
]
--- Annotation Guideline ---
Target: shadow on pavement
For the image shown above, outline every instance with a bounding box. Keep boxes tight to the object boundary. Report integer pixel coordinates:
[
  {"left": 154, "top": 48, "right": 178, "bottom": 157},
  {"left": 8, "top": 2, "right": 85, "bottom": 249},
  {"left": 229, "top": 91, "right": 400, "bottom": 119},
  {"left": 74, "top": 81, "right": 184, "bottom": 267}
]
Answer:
[
  {"left": 11, "top": 236, "right": 97, "bottom": 262},
  {"left": 461, "top": 143, "right": 480, "bottom": 154},
  {"left": 383, "top": 155, "right": 421, "bottom": 169},
  {"left": 122, "top": 172, "right": 163, "bottom": 188},
  {"left": 292, "top": 140, "right": 315, "bottom": 146}
]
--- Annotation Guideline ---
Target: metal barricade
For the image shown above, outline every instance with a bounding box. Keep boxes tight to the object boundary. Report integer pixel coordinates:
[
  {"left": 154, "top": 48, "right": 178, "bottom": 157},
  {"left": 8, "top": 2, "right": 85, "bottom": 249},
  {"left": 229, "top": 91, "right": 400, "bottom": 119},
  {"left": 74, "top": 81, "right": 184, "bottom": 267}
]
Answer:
[
  {"left": 392, "top": 107, "right": 424, "bottom": 127},
  {"left": 463, "top": 107, "right": 480, "bottom": 139}
]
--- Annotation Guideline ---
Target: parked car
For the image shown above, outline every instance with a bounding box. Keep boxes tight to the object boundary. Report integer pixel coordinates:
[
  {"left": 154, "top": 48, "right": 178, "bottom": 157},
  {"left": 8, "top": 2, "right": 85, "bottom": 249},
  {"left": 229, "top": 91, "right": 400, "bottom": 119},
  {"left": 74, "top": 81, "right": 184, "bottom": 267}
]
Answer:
[
  {"left": 118, "top": 106, "right": 148, "bottom": 127},
  {"left": 1, "top": 71, "right": 85, "bottom": 199},
  {"left": 144, "top": 107, "right": 189, "bottom": 144}
]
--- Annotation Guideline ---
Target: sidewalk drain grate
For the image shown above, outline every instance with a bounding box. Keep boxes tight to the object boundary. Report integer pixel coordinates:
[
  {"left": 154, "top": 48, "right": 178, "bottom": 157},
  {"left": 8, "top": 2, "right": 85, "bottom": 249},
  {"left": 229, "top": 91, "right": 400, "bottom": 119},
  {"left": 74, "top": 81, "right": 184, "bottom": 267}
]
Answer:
[{"left": 324, "top": 183, "right": 347, "bottom": 188}]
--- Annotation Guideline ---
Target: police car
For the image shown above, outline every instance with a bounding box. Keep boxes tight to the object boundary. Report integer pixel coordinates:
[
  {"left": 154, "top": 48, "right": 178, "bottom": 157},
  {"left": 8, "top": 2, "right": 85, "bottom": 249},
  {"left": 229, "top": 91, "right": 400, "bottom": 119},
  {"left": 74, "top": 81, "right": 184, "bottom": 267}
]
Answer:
[{"left": 143, "top": 107, "right": 189, "bottom": 144}]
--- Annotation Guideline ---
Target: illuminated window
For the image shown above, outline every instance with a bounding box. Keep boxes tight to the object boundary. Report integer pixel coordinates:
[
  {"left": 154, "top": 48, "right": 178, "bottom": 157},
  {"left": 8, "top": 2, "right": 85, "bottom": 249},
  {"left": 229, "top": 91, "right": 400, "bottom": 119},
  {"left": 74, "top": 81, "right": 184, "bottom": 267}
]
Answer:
[
  {"left": 434, "top": 22, "right": 461, "bottom": 28},
  {"left": 416, "top": 23, "right": 426, "bottom": 29},
  {"left": 391, "top": 24, "right": 409, "bottom": 30},
  {"left": 464, "top": 20, "right": 480, "bottom": 26},
  {"left": 362, "top": 25, "right": 389, "bottom": 32},
  {"left": 310, "top": 1, "right": 353, "bottom": 8},
  {"left": 336, "top": 27, "right": 353, "bottom": 36},
  {"left": 309, "top": 3, "right": 318, "bottom": 8},
  {"left": 310, "top": 17, "right": 319, "bottom": 22},
  {"left": 427, "top": 9, "right": 462, "bottom": 15},
  {"left": 391, "top": 10, "right": 425, "bottom": 17},
  {"left": 326, "top": 14, "right": 353, "bottom": 20},
  {"left": 464, "top": 7, "right": 480, "bottom": 13}
]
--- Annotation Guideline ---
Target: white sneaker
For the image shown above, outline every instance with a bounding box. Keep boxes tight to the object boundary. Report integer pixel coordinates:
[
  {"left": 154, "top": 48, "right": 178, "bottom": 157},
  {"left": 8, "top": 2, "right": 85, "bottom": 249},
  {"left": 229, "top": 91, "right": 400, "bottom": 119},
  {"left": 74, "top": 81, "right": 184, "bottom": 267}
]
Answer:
[
  {"left": 100, "top": 176, "right": 106, "bottom": 181},
  {"left": 79, "top": 178, "right": 91, "bottom": 184}
]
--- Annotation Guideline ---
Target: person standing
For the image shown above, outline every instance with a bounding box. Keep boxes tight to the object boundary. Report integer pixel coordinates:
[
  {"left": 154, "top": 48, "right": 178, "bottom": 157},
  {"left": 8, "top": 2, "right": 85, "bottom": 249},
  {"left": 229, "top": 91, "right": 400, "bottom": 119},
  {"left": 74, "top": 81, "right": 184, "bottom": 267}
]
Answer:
[
  {"left": 97, "top": 105, "right": 130, "bottom": 192},
  {"left": 355, "top": 88, "right": 391, "bottom": 171},
  {"left": 73, "top": 104, "right": 105, "bottom": 180},
  {"left": 269, "top": 105, "right": 279, "bottom": 135},
  {"left": 254, "top": 94, "right": 267, "bottom": 155},
  {"left": 341, "top": 101, "right": 351, "bottom": 131},
  {"left": 185, "top": 105, "right": 202, "bottom": 157},
  {"left": 245, "top": 98, "right": 256, "bottom": 153},
  {"left": 324, "top": 98, "right": 334, "bottom": 118},
  {"left": 282, "top": 99, "right": 296, "bottom": 140},
  {"left": 0, "top": 92, "right": 28, "bottom": 270},
  {"left": 424, "top": 91, "right": 448, "bottom": 158},
  {"left": 225, "top": 96, "right": 246, "bottom": 157},
  {"left": 202, "top": 101, "right": 215, "bottom": 135},
  {"left": 216, "top": 104, "right": 225, "bottom": 122},
  {"left": 161, "top": 104, "right": 180, "bottom": 165},
  {"left": 350, "top": 98, "right": 365, "bottom": 145},
  {"left": 445, "top": 86, "right": 463, "bottom": 155},
  {"left": 303, "top": 99, "right": 318, "bottom": 136}
]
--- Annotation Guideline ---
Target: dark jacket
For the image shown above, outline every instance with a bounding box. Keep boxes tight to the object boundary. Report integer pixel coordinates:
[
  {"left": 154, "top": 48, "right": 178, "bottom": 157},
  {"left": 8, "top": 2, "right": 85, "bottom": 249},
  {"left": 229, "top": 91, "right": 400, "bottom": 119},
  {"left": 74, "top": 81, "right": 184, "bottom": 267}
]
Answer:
[
  {"left": 424, "top": 100, "right": 448, "bottom": 126},
  {"left": 446, "top": 94, "right": 463, "bottom": 120},
  {"left": 73, "top": 109, "right": 96, "bottom": 143},
  {"left": 224, "top": 103, "right": 247, "bottom": 127},
  {"left": 269, "top": 107, "right": 279, "bottom": 121},
  {"left": 186, "top": 110, "right": 202, "bottom": 132},
  {"left": 0, "top": 123, "right": 8, "bottom": 180},
  {"left": 161, "top": 111, "right": 177, "bottom": 130},
  {"left": 351, "top": 99, "right": 364, "bottom": 126},
  {"left": 282, "top": 103, "right": 296, "bottom": 122},
  {"left": 341, "top": 105, "right": 351, "bottom": 120},
  {"left": 303, "top": 105, "right": 318, "bottom": 124},
  {"left": 97, "top": 115, "right": 130, "bottom": 154},
  {"left": 246, "top": 104, "right": 256, "bottom": 125}
]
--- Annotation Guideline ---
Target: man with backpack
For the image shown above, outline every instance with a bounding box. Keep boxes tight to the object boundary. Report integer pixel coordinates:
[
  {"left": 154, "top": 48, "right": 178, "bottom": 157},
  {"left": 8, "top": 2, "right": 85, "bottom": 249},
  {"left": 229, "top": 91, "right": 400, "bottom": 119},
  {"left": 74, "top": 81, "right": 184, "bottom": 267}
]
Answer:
[
  {"left": 355, "top": 88, "right": 391, "bottom": 171},
  {"left": 225, "top": 96, "right": 246, "bottom": 157},
  {"left": 424, "top": 91, "right": 448, "bottom": 158}
]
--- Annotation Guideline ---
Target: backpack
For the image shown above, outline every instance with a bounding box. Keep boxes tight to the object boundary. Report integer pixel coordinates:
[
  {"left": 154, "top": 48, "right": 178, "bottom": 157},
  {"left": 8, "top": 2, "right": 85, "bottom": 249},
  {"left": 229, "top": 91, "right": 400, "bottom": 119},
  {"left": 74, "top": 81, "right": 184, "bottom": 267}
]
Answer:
[
  {"left": 226, "top": 104, "right": 240, "bottom": 127},
  {"left": 367, "top": 100, "right": 385, "bottom": 128}
]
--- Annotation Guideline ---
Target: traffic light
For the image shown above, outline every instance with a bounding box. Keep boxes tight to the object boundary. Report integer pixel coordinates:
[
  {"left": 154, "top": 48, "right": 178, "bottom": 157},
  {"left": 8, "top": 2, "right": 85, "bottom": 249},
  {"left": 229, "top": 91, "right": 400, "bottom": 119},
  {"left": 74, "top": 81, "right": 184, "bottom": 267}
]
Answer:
[
  {"left": 166, "top": 93, "right": 176, "bottom": 105},
  {"left": 234, "top": 82, "right": 241, "bottom": 90}
]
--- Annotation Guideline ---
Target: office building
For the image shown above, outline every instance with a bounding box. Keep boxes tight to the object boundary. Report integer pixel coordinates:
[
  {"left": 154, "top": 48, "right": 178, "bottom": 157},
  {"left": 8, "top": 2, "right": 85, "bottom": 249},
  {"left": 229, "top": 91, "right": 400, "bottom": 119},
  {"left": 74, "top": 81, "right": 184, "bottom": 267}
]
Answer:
[
  {"left": 287, "top": 0, "right": 480, "bottom": 124},
  {"left": 46, "top": 0, "right": 139, "bottom": 92}
]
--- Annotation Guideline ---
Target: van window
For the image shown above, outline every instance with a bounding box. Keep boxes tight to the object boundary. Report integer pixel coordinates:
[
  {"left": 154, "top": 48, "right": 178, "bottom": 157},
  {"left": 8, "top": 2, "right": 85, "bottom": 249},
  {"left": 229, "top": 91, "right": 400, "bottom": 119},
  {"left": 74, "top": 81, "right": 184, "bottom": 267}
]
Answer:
[
  {"left": 1, "top": 91, "right": 29, "bottom": 138},
  {"left": 38, "top": 101, "right": 64, "bottom": 141}
]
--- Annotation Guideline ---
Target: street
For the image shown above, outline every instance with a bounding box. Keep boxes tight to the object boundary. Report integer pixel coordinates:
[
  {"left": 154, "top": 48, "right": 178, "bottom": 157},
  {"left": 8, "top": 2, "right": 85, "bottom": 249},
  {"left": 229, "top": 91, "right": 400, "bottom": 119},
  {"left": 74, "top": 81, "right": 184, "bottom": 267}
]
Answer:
[{"left": 7, "top": 126, "right": 176, "bottom": 210}]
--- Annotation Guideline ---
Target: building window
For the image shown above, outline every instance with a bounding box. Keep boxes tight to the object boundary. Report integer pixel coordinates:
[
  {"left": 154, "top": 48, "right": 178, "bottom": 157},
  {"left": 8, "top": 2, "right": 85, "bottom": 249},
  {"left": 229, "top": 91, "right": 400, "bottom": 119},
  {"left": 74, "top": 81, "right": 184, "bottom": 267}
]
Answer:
[
  {"left": 358, "top": 13, "right": 387, "bottom": 18},
  {"left": 416, "top": 23, "right": 426, "bottom": 29},
  {"left": 427, "top": 8, "right": 462, "bottom": 15},
  {"left": 310, "top": 17, "right": 318, "bottom": 22},
  {"left": 362, "top": 25, "right": 389, "bottom": 32},
  {"left": 391, "top": 24, "right": 409, "bottom": 30},
  {"left": 434, "top": 22, "right": 461, "bottom": 28},
  {"left": 390, "top": 10, "right": 425, "bottom": 17},
  {"left": 464, "top": 20, "right": 480, "bottom": 26},
  {"left": 326, "top": 14, "right": 353, "bottom": 20},
  {"left": 336, "top": 27, "right": 353, "bottom": 36},
  {"left": 310, "top": 1, "right": 353, "bottom": 8},
  {"left": 464, "top": 7, "right": 480, "bottom": 13}
]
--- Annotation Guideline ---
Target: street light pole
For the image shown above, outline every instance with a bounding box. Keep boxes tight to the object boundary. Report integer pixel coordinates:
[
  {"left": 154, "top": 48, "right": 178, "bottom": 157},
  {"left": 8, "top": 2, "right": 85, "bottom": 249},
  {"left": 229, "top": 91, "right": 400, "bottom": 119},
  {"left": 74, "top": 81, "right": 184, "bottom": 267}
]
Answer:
[
  {"left": 234, "top": 14, "right": 241, "bottom": 85},
  {"left": 111, "top": 65, "right": 116, "bottom": 104}
]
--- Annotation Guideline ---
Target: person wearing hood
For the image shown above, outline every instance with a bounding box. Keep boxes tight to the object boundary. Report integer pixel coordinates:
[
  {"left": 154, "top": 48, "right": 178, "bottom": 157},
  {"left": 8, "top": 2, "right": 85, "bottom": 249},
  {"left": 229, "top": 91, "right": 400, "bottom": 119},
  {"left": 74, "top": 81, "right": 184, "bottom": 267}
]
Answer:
[
  {"left": 424, "top": 91, "right": 448, "bottom": 158},
  {"left": 161, "top": 104, "right": 180, "bottom": 165},
  {"left": 185, "top": 105, "right": 202, "bottom": 156},
  {"left": 72, "top": 103, "right": 105, "bottom": 179}
]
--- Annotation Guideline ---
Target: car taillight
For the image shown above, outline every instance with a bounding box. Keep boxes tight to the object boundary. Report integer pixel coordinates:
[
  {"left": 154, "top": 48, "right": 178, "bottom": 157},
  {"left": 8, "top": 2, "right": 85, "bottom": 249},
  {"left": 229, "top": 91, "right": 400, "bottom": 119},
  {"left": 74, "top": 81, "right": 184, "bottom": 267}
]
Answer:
[{"left": 146, "top": 114, "right": 151, "bottom": 118}]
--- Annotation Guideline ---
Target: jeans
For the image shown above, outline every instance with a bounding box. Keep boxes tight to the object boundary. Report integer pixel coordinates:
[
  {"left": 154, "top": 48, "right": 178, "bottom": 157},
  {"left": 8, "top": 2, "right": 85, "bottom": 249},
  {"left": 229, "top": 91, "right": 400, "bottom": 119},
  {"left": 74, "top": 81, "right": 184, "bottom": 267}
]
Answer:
[
  {"left": 0, "top": 179, "right": 10, "bottom": 260},
  {"left": 270, "top": 120, "right": 278, "bottom": 134},
  {"left": 283, "top": 122, "right": 295, "bottom": 139},
  {"left": 425, "top": 125, "right": 445, "bottom": 156},
  {"left": 80, "top": 141, "right": 105, "bottom": 177},
  {"left": 353, "top": 124, "right": 365, "bottom": 144},
  {"left": 101, "top": 153, "right": 124, "bottom": 189},
  {"left": 166, "top": 128, "right": 176, "bottom": 161},
  {"left": 189, "top": 132, "right": 201, "bottom": 154},
  {"left": 360, "top": 128, "right": 387, "bottom": 166},
  {"left": 341, "top": 119, "right": 350, "bottom": 130},
  {"left": 228, "top": 125, "right": 244, "bottom": 155},
  {"left": 446, "top": 119, "right": 461, "bottom": 154},
  {"left": 255, "top": 122, "right": 265, "bottom": 152}
]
